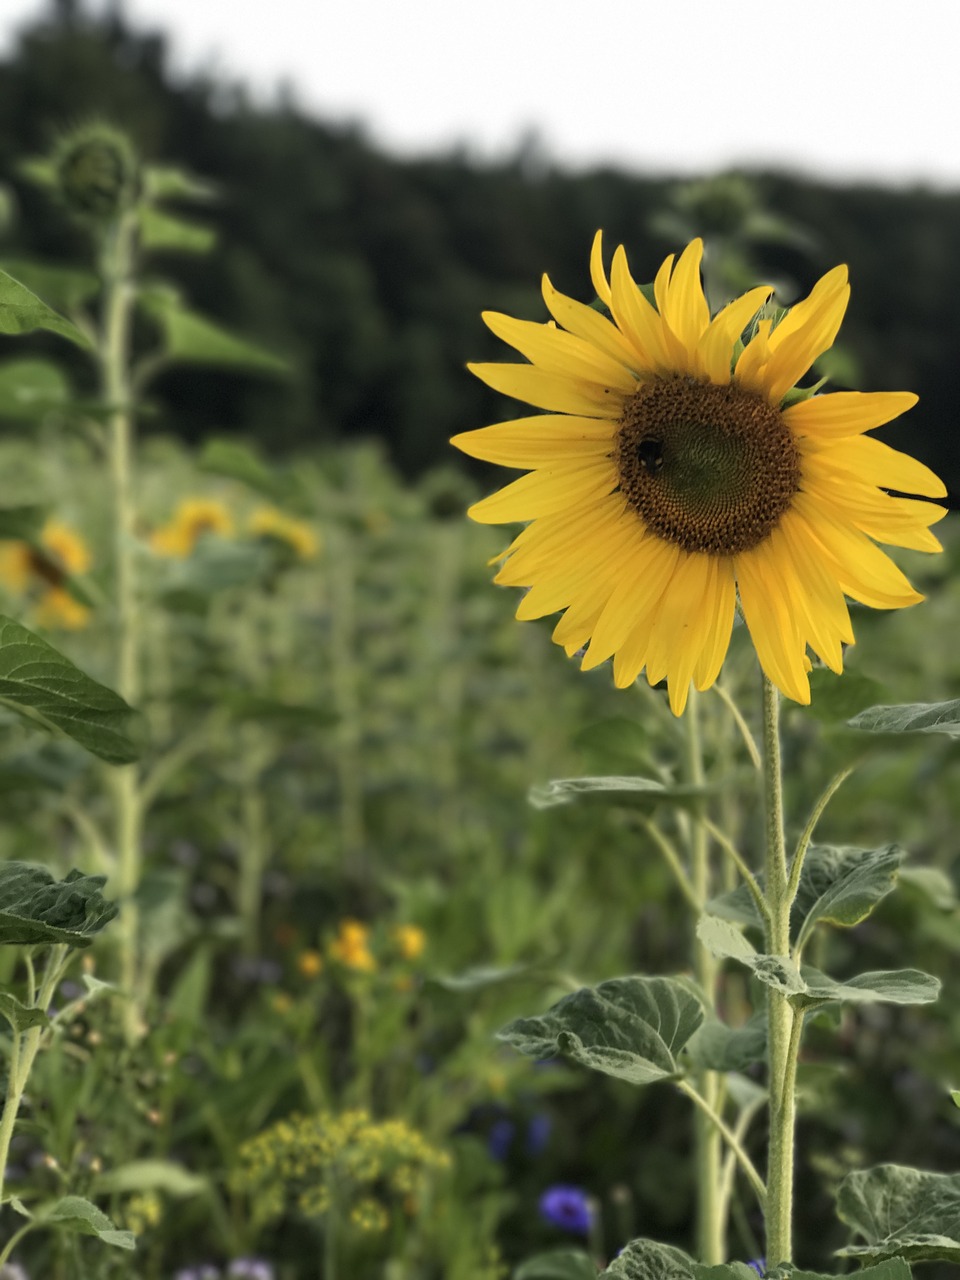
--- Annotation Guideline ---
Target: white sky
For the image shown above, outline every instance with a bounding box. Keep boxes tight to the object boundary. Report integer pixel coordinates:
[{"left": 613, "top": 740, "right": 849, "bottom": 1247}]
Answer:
[{"left": 2, "top": 0, "right": 959, "bottom": 187}]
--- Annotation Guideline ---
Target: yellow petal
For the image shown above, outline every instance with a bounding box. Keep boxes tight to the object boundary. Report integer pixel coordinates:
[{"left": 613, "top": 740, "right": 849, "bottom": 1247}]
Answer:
[
  {"left": 590, "top": 230, "right": 613, "bottom": 307},
  {"left": 451, "top": 415, "right": 616, "bottom": 468},
  {"left": 734, "top": 319, "right": 773, "bottom": 393},
  {"left": 783, "top": 390, "right": 918, "bottom": 439},
  {"left": 643, "top": 551, "right": 717, "bottom": 715},
  {"left": 609, "top": 247, "right": 671, "bottom": 370},
  {"left": 698, "top": 286, "right": 773, "bottom": 385},
  {"left": 803, "top": 433, "right": 946, "bottom": 499},
  {"left": 762, "top": 268, "right": 850, "bottom": 402},
  {"left": 541, "top": 274, "right": 642, "bottom": 371},
  {"left": 482, "top": 312, "right": 637, "bottom": 391},
  {"left": 735, "top": 544, "right": 811, "bottom": 704},
  {"left": 660, "top": 239, "right": 710, "bottom": 355},
  {"left": 468, "top": 362, "right": 624, "bottom": 417},
  {"left": 467, "top": 461, "right": 617, "bottom": 524},
  {"left": 581, "top": 533, "right": 681, "bottom": 669},
  {"left": 693, "top": 557, "right": 737, "bottom": 690}
]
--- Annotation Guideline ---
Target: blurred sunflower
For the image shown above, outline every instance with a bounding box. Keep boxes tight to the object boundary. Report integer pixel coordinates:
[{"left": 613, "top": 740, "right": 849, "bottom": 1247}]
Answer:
[
  {"left": 248, "top": 506, "right": 320, "bottom": 560},
  {"left": 0, "top": 519, "right": 92, "bottom": 629},
  {"left": 151, "top": 497, "right": 234, "bottom": 558},
  {"left": 452, "top": 235, "right": 946, "bottom": 713}
]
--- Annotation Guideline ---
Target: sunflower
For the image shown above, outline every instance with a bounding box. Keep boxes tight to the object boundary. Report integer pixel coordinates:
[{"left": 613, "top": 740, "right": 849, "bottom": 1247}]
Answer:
[
  {"left": 0, "top": 519, "right": 92, "bottom": 629},
  {"left": 452, "top": 236, "right": 947, "bottom": 714},
  {"left": 248, "top": 506, "right": 320, "bottom": 560},
  {"left": 150, "top": 497, "right": 234, "bottom": 558}
]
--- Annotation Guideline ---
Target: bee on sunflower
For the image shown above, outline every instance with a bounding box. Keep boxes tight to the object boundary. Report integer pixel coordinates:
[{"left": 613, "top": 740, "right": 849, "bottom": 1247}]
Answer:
[{"left": 452, "top": 236, "right": 946, "bottom": 714}]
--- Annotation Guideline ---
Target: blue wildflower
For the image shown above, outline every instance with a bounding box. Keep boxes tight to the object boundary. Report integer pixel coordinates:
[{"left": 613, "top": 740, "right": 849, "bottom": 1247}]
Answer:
[
  {"left": 488, "top": 1117, "right": 516, "bottom": 1161},
  {"left": 539, "top": 1185, "right": 593, "bottom": 1235},
  {"left": 525, "top": 1112, "right": 552, "bottom": 1156},
  {"left": 747, "top": 1260, "right": 765, "bottom": 1276}
]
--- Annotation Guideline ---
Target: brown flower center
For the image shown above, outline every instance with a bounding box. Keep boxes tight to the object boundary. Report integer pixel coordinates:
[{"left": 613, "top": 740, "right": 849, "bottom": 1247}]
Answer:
[{"left": 614, "top": 378, "right": 801, "bottom": 555}]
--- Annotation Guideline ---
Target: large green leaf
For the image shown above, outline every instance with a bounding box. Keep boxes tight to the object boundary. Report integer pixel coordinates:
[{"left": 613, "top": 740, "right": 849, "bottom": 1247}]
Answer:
[
  {"left": 139, "top": 286, "right": 287, "bottom": 373},
  {"left": 515, "top": 1250, "right": 598, "bottom": 1279},
  {"left": 708, "top": 844, "right": 905, "bottom": 949},
  {"left": 498, "top": 976, "right": 703, "bottom": 1086},
  {"left": 94, "top": 1159, "right": 207, "bottom": 1197},
  {"left": 765, "top": 1262, "right": 910, "bottom": 1280},
  {"left": 793, "top": 844, "right": 904, "bottom": 951},
  {"left": 0, "top": 615, "right": 143, "bottom": 763},
  {"left": 805, "top": 667, "right": 887, "bottom": 722},
  {"left": 22, "top": 1195, "right": 135, "bottom": 1250},
  {"left": 599, "top": 1239, "right": 695, "bottom": 1278},
  {"left": 139, "top": 206, "right": 216, "bottom": 255},
  {"left": 0, "top": 259, "right": 99, "bottom": 312},
  {"left": 793, "top": 967, "right": 940, "bottom": 1011},
  {"left": 529, "top": 775, "right": 713, "bottom": 812},
  {"left": 848, "top": 699, "right": 960, "bottom": 738},
  {"left": 0, "top": 359, "right": 71, "bottom": 420},
  {"left": 0, "top": 991, "right": 50, "bottom": 1032},
  {"left": 0, "top": 267, "right": 91, "bottom": 348},
  {"left": 836, "top": 1164, "right": 960, "bottom": 1264},
  {"left": 691, "top": 1267, "right": 759, "bottom": 1280},
  {"left": 0, "top": 863, "right": 118, "bottom": 947},
  {"left": 685, "top": 1015, "right": 766, "bottom": 1072}
]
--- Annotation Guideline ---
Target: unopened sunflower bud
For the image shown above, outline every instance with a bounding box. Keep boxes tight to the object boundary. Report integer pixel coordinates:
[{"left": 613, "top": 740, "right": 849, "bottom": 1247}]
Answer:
[{"left": 55, "top": 125, "right": 138, "bottom": 220}]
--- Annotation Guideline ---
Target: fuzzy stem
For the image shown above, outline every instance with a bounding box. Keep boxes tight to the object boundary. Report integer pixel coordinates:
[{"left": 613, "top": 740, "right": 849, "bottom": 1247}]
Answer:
[
  {"left": 100, "top": 211, "right": 143, "bottom": 1042},
  {"left": 686, "top": 689, "right": 724, "bottom": 1265},
  {"left": 761, "top": 676, "right": 795, "bottom": 1268}
]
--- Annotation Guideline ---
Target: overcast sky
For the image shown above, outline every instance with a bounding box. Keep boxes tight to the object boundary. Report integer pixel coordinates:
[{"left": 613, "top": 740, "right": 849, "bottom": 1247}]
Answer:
[{"left": 1, "top": 0, "right": 958, "bottom": 187}]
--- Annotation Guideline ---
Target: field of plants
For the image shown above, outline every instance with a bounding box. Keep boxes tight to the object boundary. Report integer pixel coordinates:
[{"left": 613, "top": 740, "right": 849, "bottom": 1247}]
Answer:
[{"left": 0, "top": 39, "right": 957, "bottom": 1280}]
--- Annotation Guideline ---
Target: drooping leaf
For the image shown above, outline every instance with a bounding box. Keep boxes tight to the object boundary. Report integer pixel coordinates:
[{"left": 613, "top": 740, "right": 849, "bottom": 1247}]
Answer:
[
  {"left": 0, "top": 991, "right": 49, "bottom": 1032},
  {"left": 94, "top": 1159, "right": 207, "bottom": 1197},
  {"left": 0, "top": 259, "right": 99, "bottom": 312},
  {"left": 792, "top": 967, "right": 940, "bottom": 1011},
  {"left": 793, "top": 844, "right": 904, "bottom": 951},
  {"left": 765, "top": 1261, "right": 911, "bottom": 1280},
  {"left": 0, "top": 268, "right": 91, "bottom": 348},
  {"left": 599, "top": 1238, "right": 696, "bottom": 1279},
  {"left": 0, "top": 863, "right": 119, "bottom": 947},
  {"left": 529, "top": 775, "right": 713, "bottom": 812},
  {"left": 0, "top": 359, "right": 71, "bottom": 420},
  {"left": 685, "top": 1015, "right": 767, "bottom": 1073},
  {"left": 696, "top": 914, "right": 806, "bottom": 997},
  {"left": 431, "top": 962, "right": 541, "bottom": 992},
  {"left": 898, "top": 865, "right": 957, "bottom": 909},
  {"left": 31, "top": 1196, "right": 135, "bottom": 1250},
  {"left": 0, "top": 615, "right": 143, "bottom": 763},
  {"left": 848, "top": 699, "right": 960, "bottom": 738},
  {"left": 515, "top": 1249, "right": 598, "bottom": 1279},
  {"left": 836, "top": 1164, "right": 960, "bottom": 1264},
  {"left": 498, "top": 976, "right": 703, "bottom": 1086},
  {"left": 141, "top": 164, "right": 217, "bottom": 202},
  {"left": 139, "top": 207, "right": 216, "bottom": 255},
  {"left": 139, "top": 286, "right": 287, "bottom": 373}
]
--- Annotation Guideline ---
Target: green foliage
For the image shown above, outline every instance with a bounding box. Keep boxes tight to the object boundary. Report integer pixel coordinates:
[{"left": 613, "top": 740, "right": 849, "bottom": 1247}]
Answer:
[
  {"left": 0, "top": 266, "right": 90, "bottom": 348},
  {"left": 765, "top": 1265, "right": 911, "bottom": 1280},
  {"left": 848, "top": 700, "right": 960, "bottom": 738},
  {"left": 0, "top": 862, "right": 118, "bottom": 946},
  {"left": 0, "top": 989, "right": 50, "bottom": 1031},
  {"left": 12, "top": 1193, "right": 135, "bottom": 1250},
  {"left": 529, "top": 775, "right": 715, "bottom": 811},
  {"left": 515, "top": 1250, "right": 598, "bottom": 1279},
  {"left": 685, "top": 1015, "right": 767, "bottom": 1073},
  {"left": 498, "top": 976, "right": 703, "bottom": 1085},
  {"left": 139, "top": 285, "right": 288, "bottom": 373},
  {"left": 0, "top": 614, "right": 142, "bottom": 763},
  {"left": 836, "top": 1165, "right": 960, "bottom": 1264},
  {"left": 0, "top": 358, "right": 70, "bottom": 420},
  {"left": 599, "top": 1238, "right": 696, "bottom": 1278}
]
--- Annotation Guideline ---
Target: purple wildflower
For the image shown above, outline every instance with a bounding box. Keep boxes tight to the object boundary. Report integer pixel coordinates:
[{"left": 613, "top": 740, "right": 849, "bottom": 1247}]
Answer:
[
  {"left": 747, "top": 1260, "right": 765, "bottom": 1276},
  {"left": 525, "top": 1112, "right": 552, "bottom": 1156},
  {"left": 487, "top": 1118, "right": 516, "bottom": 1161},
  {"left": 539, "top": 1185, "right": 593, "bottom": 1235},
  {"left": 227, "top": 1261, "right": 275, "bottom": 1280}
]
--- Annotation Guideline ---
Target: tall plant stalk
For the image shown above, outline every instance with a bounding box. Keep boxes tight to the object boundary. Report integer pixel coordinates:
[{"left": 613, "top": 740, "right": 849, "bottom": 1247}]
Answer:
[{"left": 99, "top": 209, "right": 143, "bottom": 1040}]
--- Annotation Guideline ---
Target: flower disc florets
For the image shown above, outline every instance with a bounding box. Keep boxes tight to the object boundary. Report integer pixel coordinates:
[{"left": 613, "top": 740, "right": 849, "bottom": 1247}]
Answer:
[
  {"left": 615, "top": 377, "right": 800, "bottom": 555},
  {"left": 55, "top": 125, "right": 138, "bottom": 220}
]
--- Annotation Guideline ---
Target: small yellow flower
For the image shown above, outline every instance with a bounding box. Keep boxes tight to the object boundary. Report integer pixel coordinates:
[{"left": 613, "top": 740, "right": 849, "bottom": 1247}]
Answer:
[
  {"left": 151, "top": 497, "right": 234, "bottom": 558},
  {"left": 329, "top": 919, "right": 377, "bottom": 972},
  {"left": 0, "top": 520, "right": 93, "bottom": 628},
  {"left": 297, "top": 949, "right": 324, "bottom": 979},
  {"left": 392, "top": 924, "right": 426, "bottom": 961},
  {"left": 249, "top": 506, "right": 320, "bottom": 560},
  {"left": 41, "top": 520, "right": 92, "bottom": 574},
  {"left": 34, "top": 586, "right": 90, "bottom": 630}
]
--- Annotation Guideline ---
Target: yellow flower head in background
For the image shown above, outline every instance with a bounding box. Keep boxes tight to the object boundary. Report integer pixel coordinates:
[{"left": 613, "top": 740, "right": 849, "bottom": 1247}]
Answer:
[
  {"left": 151, "top": 497, "right": 234, "bottom": 558},
  {"left": 393, "top": 924, "right": 426, "bottom": 961},
  {"left": 329, "top": 919, "right": 377, "bottom": 972},
  {"left": 249, "top": 506, "right": 320, "bottom": 560},
  {"left": 453, "top": 235, "right": 946, "bottom": 714},
  {"left": 0, "top": 519, "right": 92, "bottom": 629},
  {"left": 297, "top": 949, "right": 324, "bottom": 979}
]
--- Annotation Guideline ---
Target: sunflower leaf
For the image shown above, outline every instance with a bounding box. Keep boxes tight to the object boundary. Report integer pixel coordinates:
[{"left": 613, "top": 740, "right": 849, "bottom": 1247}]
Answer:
[
  {"left": 529, "top": 775, "right": 713, "bottom": 812},
  {"left": 765, "top": 1263, "right": 911, "bottom": 1280},
  {"left": 836, "top": 1164, "right": 960, "bottom": 1264},
  {"left": 791, "top": 967, "right": 940, "bottom": 1012},
  {"left": 0, "top": 268, "right": 91, "bottom": 348},
  {"left": 515, "top": 1250, "right": 599, "bottom": 1279},
  {"left": 29, "top": 1196, "right": 135, "bottom": 1250},
  {"left": 599, "top": 1238, "right": 696, "bottom": 1278},
  {"left": 848, "top": 699, "right": 960, "bottom": 737},
  {"left": 498, "top": 976, "right": 703, "bottom": 1086},
  {"left": 684, "top": 1015, "right": 767, "bottom": 1073}
]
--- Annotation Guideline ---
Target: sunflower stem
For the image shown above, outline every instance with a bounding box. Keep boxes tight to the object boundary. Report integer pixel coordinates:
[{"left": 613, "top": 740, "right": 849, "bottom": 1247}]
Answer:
[
  {"left": 760, "top": 676, "right": 798, "bottom": 1267},
  {"left": 686, "top": 688, "right": 725, "bottom": 1266}
]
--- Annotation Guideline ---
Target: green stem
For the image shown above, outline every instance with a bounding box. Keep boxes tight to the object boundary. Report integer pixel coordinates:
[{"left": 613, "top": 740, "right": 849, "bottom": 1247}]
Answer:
[
  {"left": 639, "top": 818, "right": 700, "bottom": 911},
  {"left": 760, "top": 676, "right": 795, "bottom": 1268},
  {"left": 787, "top": 766, "right": 855, "bottom": 922},
  {"left": 686, "top": 689, "right": 724, "bottom": 1266},
  {"left": 676, "top": 1080, "right": 767, "bottom": 1211},
  {"left": 100, "top": 211, "right": 143, "bottom": 1043},
  {"left": 0, "top": 946, "right": 69, "bottom": 1206},
  {"left": 702, "top": 818, "right": 770, "bottom": 925}
]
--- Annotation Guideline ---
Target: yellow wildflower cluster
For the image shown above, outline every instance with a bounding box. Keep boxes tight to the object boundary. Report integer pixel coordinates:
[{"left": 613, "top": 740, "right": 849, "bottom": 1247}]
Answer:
[
  {"left": 150, "top": 497, "right": 234, "bottom": 558},
  {"left": 119, "top": 1190, "right": 163, "bottom": 1235},
  {"left": 297, "top": 949, "right": 324, "bottom": 978},
  {"left": 328, "top": 919, "right": 376, "bottom": 972},
  {"left": 0, "top": 519, "right": 92, "bottom": 629},
  {"left": 392, "top": 924, "right": 426, "bottom": 961},
  {"left": 233, "top": 1108, "right": 450, "bottom": 1234},
  {"left": 249, "top": 506, "right": 320, "bottom": 560}
]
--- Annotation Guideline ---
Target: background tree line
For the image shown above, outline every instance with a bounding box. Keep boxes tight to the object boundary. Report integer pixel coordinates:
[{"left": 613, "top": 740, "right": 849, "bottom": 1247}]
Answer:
[{"left": 2, "top": 0, "right": 959, "bottom": 496}]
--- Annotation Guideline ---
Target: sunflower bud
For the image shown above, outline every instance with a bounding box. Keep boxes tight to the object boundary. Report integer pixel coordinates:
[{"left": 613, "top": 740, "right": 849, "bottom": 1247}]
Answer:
[{"left": 55, "top": 125, "right": 138, "bottom": 220}]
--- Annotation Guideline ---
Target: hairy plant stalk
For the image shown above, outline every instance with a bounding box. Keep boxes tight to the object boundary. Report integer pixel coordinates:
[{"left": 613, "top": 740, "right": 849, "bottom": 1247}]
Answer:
[
  {"left": 761, "top": 676, "right": 797, "bottom": 1267},
  {"left": 100, "top": 211, "right": 143, "bottom": 1042},
  {"left": 686, "top": 690, "right": 724, "bottom": 1265}
]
